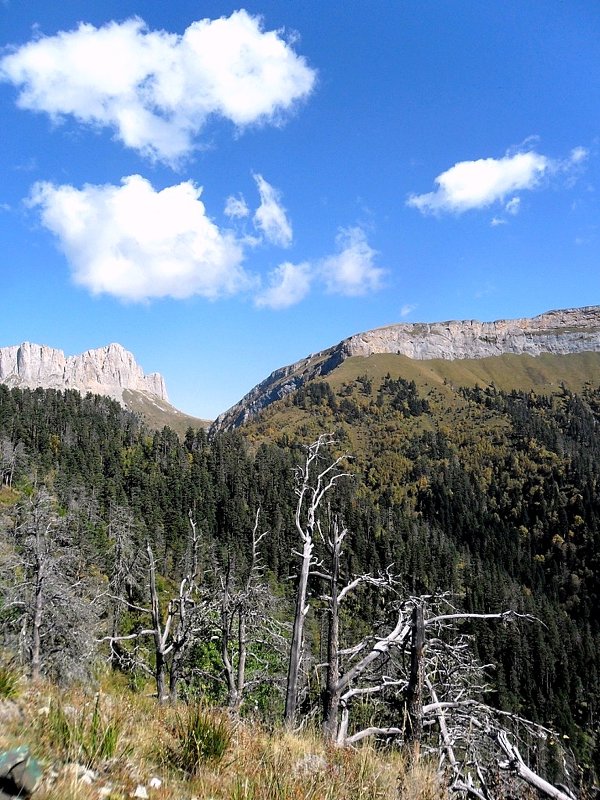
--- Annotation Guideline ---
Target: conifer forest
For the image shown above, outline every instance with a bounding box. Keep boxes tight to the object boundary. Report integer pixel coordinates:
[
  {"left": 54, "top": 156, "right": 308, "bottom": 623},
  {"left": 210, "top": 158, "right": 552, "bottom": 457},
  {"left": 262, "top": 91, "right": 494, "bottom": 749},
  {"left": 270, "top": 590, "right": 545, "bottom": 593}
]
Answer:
[{"left": 1, "top": 377, "right": 600, "bottom": 798}]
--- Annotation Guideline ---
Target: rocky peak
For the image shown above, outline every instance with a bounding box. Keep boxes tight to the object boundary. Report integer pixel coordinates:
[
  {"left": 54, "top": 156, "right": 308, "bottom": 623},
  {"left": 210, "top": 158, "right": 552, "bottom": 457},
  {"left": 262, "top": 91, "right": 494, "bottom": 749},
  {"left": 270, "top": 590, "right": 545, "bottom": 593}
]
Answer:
[
  {"left": 212, "top": 305, "right": 600, "bottom": 431},
  {"left": 0, "top": 342, "right": 168, "bottom": 403}
]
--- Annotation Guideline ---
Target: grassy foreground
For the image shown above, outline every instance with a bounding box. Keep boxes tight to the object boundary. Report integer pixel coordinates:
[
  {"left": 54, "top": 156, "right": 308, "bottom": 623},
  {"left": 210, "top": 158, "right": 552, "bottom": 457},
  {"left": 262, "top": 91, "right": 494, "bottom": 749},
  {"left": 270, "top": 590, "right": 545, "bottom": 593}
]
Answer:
[{"left": 0, "top": 671, "right": 446, "bottom": 800}]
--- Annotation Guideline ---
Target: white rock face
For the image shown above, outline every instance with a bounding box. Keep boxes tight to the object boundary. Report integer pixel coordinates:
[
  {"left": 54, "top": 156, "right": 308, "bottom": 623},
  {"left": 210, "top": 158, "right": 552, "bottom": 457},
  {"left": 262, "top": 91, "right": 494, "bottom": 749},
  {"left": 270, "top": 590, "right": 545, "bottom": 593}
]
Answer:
[
  {"left": 0, "top": 342, "right": 168, "bottom": 403},
  {"left": 341, "top": 307, "right": 600, "bottom": 361},
  {"left": 212, "top": 306, "right": 600, "bottom": 431}
]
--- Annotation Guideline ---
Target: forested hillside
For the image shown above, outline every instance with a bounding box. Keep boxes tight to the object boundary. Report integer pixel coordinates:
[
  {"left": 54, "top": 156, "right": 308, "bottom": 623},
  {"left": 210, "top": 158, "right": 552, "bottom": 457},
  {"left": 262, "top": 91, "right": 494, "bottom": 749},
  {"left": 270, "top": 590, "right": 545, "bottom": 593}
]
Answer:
[
  {"left": 1, "top": 374, "right": 599, "bottom": 792},
  {"left": 241, "top": 359, "right": 600, "bottom": 768}
]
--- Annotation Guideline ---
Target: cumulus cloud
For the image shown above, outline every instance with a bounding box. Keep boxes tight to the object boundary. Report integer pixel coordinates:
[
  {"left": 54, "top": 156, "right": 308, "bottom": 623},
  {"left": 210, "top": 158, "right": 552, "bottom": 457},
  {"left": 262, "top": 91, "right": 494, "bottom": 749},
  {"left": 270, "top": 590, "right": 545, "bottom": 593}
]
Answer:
[
  {"left": 255, "top": 261, "right": 311, "bottom": 309},
  {"left": 0, "top": 11, "right": 316, "bottom": 163},
  {"left": 28, "top": 175, "right": 248, "bottom": 302},
  {"left": 27, "top": 172, "right": 382, "bottom": 309},
  {"left": 320, "top": 226, "right": 384, "bottom": 296},
  {"left": 253, "top": 226, "right": 383, "bottom": 309},
  {"left": 407, "top": 151, "right": 549, "bottom": 214},
  {"left": 253, "top": 173, "right": 293, "bottom": 247},
  {"left": 224, "top": 194, "right": 250, "bottom": 219}
]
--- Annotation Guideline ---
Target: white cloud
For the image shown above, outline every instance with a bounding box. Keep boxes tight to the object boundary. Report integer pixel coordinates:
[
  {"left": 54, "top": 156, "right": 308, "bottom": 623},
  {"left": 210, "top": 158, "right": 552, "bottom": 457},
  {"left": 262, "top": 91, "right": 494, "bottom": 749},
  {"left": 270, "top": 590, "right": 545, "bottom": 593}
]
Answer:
[
  {"left": 320, "top": 226, "right": 384, "bottom": 296},
  {"left": 504, "top": 196, "right": 521, "bottom": 215},
  {"left": 253, "top": 225, "right": 383, "bottom": 308},
  {"left": 400, "top": 303, "right": 416, "bottom": 317},
  {"left": 407, "top": 151, "right": 549, "bottom": 214},
  {"left": 27, "top": 171, "right": 382, "bottom": 309},
  {"left": 0, "top": 11, "right": 316, "bottom": 163},
  {"left": 490, "top": 216, "right": 507, "bottom": 227},
  {"left": 255, "top": 261, "right": 311, "bottom": 309},
  {"left": 569, "top": 146, "right": 588, "bottom": 165},
  {"left": 253, "top": 173, "right": 293, "bottom": 247},
  {"left": 224, "top": 194, "right": 250, "bottom": 219},
  {"left": 28, "top": 175, "right": 248, "bottom": 302}
]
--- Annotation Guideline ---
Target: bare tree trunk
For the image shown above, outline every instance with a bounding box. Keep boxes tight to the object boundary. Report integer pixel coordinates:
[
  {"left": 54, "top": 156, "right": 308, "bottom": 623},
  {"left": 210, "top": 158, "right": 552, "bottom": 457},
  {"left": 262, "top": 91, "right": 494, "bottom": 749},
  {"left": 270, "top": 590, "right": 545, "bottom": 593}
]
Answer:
[
  {"left": 284, "top": 535, "right": 312, "bottom": 726},
  {"left": 219, "top": 509, "right": 268, "bottom": 714},
  {"left": 284, "top": 435, "right": 348, "bottom": 729},
  {"left": 30, "top": 568, "right": 43, "bottom": 681},
  {"left": 497, "top": 731, "right": 576, "bottom": 800},
  {"left": 406, "top": 603, "right": 425, "bottom": 751},
  {"left": 322, "top": 530, "right": 340, "bottom": 741},
  {"left": 155, "top": 650, "right": 167, "bottom": 703},
  {"left": 168, "top": 513, "right": 201, "bottom": 703},
  {"left": 221, "top": 566, "right": 238, "bottom": 708},
  {"left": 235, "top": 613, "right": 247, "bottom": 713},
  {"left": 147, "top": 542, "right": 168, "bottom": 703},
  {"left": 169, "top": 648, "right": 184, "bottom": 703}
]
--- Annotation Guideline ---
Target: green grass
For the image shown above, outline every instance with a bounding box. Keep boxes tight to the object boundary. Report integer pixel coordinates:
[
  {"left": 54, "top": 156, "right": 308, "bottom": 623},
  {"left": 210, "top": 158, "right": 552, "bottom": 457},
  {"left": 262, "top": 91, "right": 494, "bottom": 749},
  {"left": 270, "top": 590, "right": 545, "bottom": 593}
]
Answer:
[
  {"left": 330, "top": 352, "right": 600, "bottom": 395},
  {"left": 0, "top": 485, "right": 20, "bottom": 507},
  {"left": 40, "top": 695, "right": 128, "bottom": 769},
  {"left": 168, "top": 704, "right": 232, "bottom": 774},
  {"left": 0, "top": 658, "right": 21, "bottom": 699}
]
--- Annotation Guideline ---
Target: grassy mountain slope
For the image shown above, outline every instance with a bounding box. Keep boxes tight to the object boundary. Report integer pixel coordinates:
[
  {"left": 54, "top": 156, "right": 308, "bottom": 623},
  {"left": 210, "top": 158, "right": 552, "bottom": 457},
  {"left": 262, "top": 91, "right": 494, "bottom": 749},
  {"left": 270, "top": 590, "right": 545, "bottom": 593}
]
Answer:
[
  {"left": 122, "top": 389, "right": 210, "bottom": 435},
  {"left": 213, "top": 307, "right": 600, "bottom": 432},
  {"left": 241, "top": 350, "right": 600, "bottom": 447},
  {"left": 235, "top": 350, "right": 600, "bottom": 764}
]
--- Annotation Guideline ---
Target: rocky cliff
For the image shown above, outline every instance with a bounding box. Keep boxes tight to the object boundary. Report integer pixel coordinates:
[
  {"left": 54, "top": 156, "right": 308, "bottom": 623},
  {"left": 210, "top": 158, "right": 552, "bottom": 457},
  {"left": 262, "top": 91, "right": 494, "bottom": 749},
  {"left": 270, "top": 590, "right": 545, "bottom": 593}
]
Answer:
[
  {"left": 212, "top": 306, "right": 600, "bottom": 431},
  {"left": 342, "top": 306, "right": 600, "bottom": 360},
  {"left": 0, "top": 342, "right": 168, "bottom": 403}
]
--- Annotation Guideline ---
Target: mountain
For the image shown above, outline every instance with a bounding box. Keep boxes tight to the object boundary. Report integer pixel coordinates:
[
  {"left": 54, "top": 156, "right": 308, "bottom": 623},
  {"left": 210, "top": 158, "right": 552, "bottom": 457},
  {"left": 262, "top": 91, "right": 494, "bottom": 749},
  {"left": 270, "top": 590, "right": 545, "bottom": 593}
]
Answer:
[
  {"left": 2, "top": 314, "right": 600, "bottom": 777},
  {"left": 0, "top": 342, "right": 208, "bottom": 434},
  {"left": 205, "top": 303, "right": 600, "bottom": 763},
  {"left": 212, "top": 305, "right": 600, "bottom": 431},
  {"left": 0, "top": 341, "right": 167, "bottom": 401}
]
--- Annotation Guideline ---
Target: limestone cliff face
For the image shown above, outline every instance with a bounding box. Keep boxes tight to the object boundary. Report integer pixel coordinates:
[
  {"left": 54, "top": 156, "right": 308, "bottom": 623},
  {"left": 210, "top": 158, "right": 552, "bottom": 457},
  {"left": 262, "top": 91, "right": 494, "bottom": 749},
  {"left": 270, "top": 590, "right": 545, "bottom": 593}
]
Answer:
[
  {"left": 341, "top": 306, "right": 600, "bottom": 361},
  {"left": 0, "top": 342, "right": 168, "bottom": 403},
  {"left": 212, "top": 306, "right": 600, "bottom": 432}
]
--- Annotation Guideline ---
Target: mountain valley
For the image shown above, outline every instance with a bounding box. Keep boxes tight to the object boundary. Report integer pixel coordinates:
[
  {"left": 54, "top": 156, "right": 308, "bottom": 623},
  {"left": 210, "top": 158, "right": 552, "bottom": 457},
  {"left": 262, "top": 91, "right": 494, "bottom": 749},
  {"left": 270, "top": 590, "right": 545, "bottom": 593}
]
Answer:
[{"left": 2, "top": 306, "right": 600, "bottom": 795}]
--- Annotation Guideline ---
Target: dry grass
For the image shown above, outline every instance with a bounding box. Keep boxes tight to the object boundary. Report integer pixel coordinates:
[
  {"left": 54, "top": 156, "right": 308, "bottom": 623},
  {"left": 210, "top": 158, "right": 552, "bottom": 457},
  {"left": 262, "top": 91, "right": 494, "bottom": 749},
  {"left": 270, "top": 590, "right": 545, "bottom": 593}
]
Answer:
[
  {"left": 0, "top": 678, "right": 448, "bottom": 800},
  {"left": 0, "top": 485, "right": 20, "bottom": 508}
]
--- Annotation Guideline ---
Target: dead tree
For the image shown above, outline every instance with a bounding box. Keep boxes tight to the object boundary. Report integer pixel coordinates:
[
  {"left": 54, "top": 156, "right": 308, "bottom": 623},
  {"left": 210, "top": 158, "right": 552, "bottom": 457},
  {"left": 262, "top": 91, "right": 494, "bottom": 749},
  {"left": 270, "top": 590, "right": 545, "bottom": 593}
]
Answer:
[
  {"left": 416, "top": 599, "right": 579, "bottom": 800},
  {"left": 101, "top": 511, "right": 204, "bottom": 703},
  {"left": 219, "top": 508, "right": 271, "bottom": 712},
  {"left": 167, "top": 512, "right": 202, "bottom": 702},
  {"left": 0, "top": 489, "right": 99, "bottom": 681},
  {"left": 317, "top": 514, "right": 401, "bottom": 742},
  {"left": 326, "top": 592, "right": 578, "bottom": 799},
  {"left": 282, "top": 439, "right": 578, "bottom": 800},
  {"left": 284, "top": 434, "right": 349, "bottom": 727},
  {"left": 405, "top": 602, "right": 425, "bottom": 748},
  {"left": 104, "top": 504, "right": 143, "bottom": 665},
  {"left": 0, "top": 437, "right": 25, "bottom": 489}
]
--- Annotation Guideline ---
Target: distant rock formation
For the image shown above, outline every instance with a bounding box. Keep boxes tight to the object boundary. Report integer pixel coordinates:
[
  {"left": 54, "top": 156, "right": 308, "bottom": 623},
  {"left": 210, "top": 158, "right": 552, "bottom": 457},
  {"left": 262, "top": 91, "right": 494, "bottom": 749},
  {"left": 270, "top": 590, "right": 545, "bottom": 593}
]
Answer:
[
  {"left": 342, "top": 306, "right": 600, "bottom": 361},
  {"left": 0, "top": 342, "right": 168, "bottom": 403},
  {"left": 212, "top": 306, "right": 600, "bottom": 431}
]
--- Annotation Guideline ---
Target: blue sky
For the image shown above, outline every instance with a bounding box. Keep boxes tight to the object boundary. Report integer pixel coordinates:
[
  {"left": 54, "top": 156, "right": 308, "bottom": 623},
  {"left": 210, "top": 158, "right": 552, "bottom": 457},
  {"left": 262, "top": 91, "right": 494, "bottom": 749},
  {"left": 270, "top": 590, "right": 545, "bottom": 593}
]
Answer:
[{"left": 1, "top": 1, "right": 598, "bottom": 419}]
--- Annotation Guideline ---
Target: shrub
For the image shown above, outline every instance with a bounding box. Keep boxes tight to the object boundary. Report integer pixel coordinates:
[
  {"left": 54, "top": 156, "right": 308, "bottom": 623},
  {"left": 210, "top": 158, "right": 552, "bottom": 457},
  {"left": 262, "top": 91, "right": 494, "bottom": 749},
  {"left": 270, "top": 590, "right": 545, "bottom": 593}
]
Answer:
[
  {"left": 42, "top": 695, "right": 127, "bottom": 768},
  {"left": 0, "top": 658, "right": 21, "bottom": 699},
  {"left": 169, "top": 705, "right": 232, "bottom": 774}
]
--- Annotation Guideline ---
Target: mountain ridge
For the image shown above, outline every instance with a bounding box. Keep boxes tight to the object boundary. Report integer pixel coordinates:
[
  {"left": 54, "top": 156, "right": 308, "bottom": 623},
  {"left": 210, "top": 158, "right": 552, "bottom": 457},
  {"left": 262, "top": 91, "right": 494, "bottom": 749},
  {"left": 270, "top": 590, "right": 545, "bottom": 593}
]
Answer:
[
  {"left": 0, "top": 341, "right": 168, "bottom": 402},
  {"left": 212, "top": 305, "right": 600, "bottom": 431}
]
